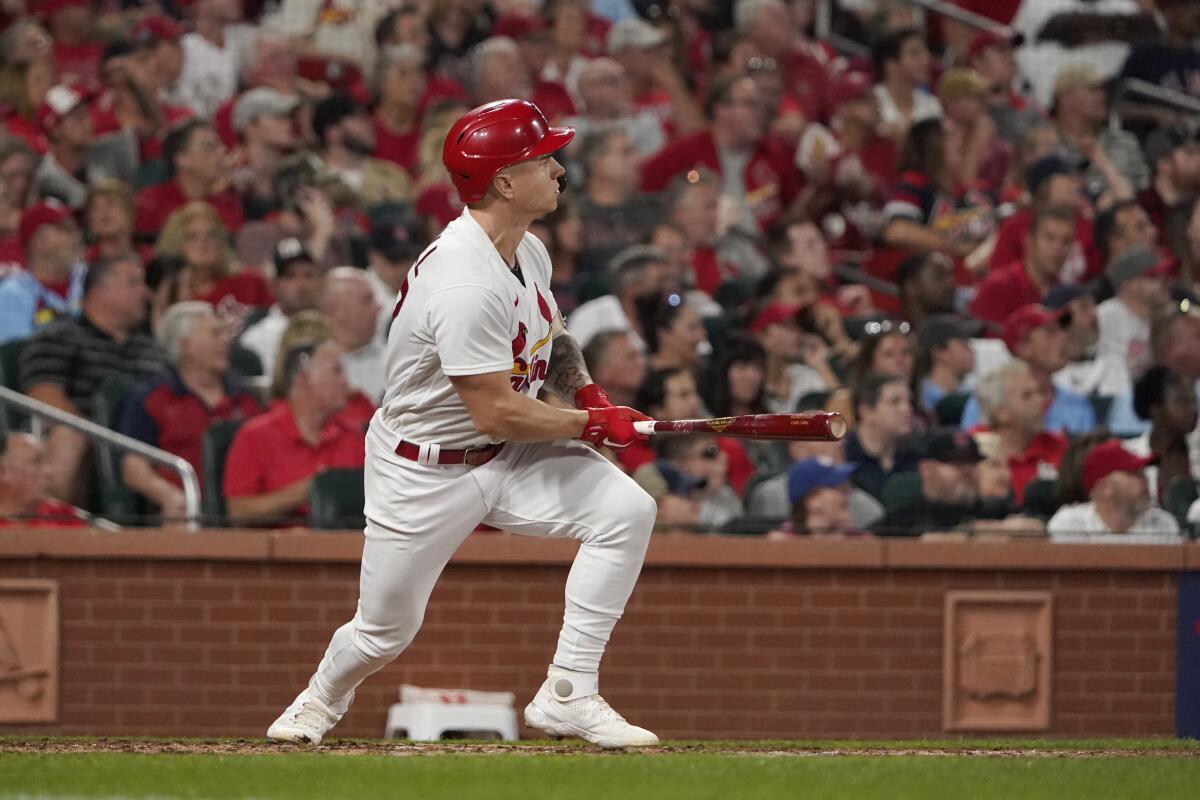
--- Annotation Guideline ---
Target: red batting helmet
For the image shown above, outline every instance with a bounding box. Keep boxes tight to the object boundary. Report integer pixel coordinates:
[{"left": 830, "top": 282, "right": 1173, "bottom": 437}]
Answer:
[{"left": 442, "top": 100, "right": 575, "bottom": 204}]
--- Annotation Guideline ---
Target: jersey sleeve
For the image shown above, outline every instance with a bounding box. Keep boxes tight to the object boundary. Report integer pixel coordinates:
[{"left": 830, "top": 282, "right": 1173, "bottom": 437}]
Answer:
[
  {"left": 424, "top": 285, "right": 515, "bottom": 376},
  {"left": 222, "top": 424, "right": 266, "bottom": 498}
]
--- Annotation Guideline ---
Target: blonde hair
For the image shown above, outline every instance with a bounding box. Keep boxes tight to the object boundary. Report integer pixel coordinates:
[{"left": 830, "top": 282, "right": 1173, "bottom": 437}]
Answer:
[
  {"left": 87, "top": 178, "right": 135, "bottom": 219},
  {"left": 155, "top": 201, "right": 238, "bottom": 280},
  {"left": 270, "top": 310, "right": 333, "bottom": 399}
]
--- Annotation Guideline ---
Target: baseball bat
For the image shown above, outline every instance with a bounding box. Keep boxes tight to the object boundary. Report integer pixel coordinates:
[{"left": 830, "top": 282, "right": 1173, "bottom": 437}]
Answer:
[{"left": 632, "top": 412, "right": 847, "bottom": 441}]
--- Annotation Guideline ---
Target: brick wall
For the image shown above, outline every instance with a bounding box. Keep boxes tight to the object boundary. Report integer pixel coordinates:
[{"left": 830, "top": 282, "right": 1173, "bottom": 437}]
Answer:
[{"left": 0, "top": 531, "right": 1192, "bottom": 739}]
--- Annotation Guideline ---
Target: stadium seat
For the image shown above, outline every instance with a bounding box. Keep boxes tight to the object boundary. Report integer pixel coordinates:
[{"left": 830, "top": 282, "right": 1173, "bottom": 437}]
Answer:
[
  {"left": 1163, "top": 476, "right": 1198, "bottom": 531},
  {"left": 201, "top": 419, "right": 244, "bottom": 527},
  {"left": 796, "top": 390, "right": 830, "bottom": 412},
  {"left": 241, "top": 306, "right": 270, "bottom": 331},
  {"left": 310, "top": 468, "right": 366, "bottom": 530},
  {"left": 934, "top": 393, "right": 970, "bottom": 427},
  {"left": 1021, "top": 478, "right": 1061, "bottom": 520},
  {"left": 229, "top": 344, "right": 264, "bottom": 378},
  {"left": 92, "top": 376, "right": 144, "bottom": 525},
  {"left": 573, "top": 273, "right": 611, "bottom": 306},
  {"left": 881, "top": 472, "right": 922, "bottom": 513},
  {"left": 0, "top": 338, "right": 29, "bottom": 430},
  {"left": 1088, "top": 395, "right": 1114, "bottom": 426}
]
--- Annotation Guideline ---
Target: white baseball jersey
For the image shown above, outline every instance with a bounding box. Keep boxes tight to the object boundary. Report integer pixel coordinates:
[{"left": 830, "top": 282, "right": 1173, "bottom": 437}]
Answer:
[{"left": 375, "top": 208, "right": 561, "bottom": 449}]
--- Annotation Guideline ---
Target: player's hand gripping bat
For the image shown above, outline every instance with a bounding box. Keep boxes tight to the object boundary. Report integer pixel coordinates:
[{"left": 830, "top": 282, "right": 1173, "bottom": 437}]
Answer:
[{"left": 632, "top": 412, "right": 847, "bottom": 441}]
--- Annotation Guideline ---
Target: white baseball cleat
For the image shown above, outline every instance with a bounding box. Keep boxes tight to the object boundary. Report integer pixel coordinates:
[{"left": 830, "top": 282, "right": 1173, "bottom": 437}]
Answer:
[
  {"left": 524, "top": 667, "right": 659, "bottom": 749},
  {"left": 266, "top": 688, "right": 341, "bottom": 746}
]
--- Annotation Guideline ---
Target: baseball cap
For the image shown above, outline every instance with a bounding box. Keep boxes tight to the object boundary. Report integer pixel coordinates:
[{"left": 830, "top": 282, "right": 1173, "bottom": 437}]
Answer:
[
  {"left": 936, "top": 68, "right": 989, "bottom": 104},
  {"left": 606, "top": 18, "right": 667, "bottom": 54},
  {"left": 233, "top": 88, "right": 300, "bottom": 134},
  {"left": 36, "top": 84, "right": 87, "bottom": 134},
  {"left": 1025, "top": 154, "right": 1073, "bottom": 195},
  {"left": 1107, "top": 244, "right": 1171, "bottom": 291},
  {"left": 131, "top": 14, "right": 183, "bottom": 45},
  {"left": 829, "top": 71, "right": 873, "bottom": 107},
  {"left": 966, "top": 30, "right": 1025, "bottom": 61},
  {"left": 1081, "top": 439, "right": 1155, "bottom": 494},
  {"left": 924, "top": 429, "right": 983, "bottom": 464},
  {"left": 916, "top": 314, "right": 978, "bottom": 354},
  {"left": 1002, "top": 304, "right": 1067, "bottom": 353},
  {"left": 1053, "top": 63, "right": 1104, "bottom": 97},
  {"left": 1144, "top": 122, "right": 1199, "bottom": 168},
  {"left": 19, "top": 200, "right": 75, "bottom": 251},
  {"left": 787, "top": 458, "right": 856, "bottom": 505},
  {"left": 749, "top": 302, "right": 801, "bottom": 334},
  {"left": 272, "top": 237, "right": 314, "bottom": 275},
  {"left": 1042, "top": 284, "right": 1088, "bottom": 312},
  {"left": 491, "top": 13, "right": 547, "bottom": 40},
  {"left": 369, "top": 203, "right": 427, "bottom": 262}
]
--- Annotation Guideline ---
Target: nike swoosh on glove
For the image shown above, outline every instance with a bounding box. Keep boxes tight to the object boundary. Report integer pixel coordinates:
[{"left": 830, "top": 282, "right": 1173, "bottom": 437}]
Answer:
[{"left": 579, "top": 406, "right": 652, "bottom": 450}]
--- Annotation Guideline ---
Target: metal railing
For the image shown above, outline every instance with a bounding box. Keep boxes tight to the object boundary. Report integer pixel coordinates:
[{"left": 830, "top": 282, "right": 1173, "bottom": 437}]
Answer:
[
  {"left": 0, "top": 386, "right": 201, "bottom": 531},
  {"left": 815, "top": 0, "right": 1012, "bottom": 56},
  {"left": 1110, "top": 78, "right": 1200, "bottom": 128}
]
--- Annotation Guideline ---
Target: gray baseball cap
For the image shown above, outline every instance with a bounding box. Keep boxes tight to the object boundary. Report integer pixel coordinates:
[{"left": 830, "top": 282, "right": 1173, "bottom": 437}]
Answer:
[
  {"left": 233, "top": 88, "right": 300, "bottom": 134},
  {"left": 1107, "top": 244, "right": 1169, "bottom": 291}
]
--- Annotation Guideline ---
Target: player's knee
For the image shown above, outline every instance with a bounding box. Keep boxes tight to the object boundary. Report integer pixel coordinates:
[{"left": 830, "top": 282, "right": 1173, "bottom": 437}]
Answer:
[{"left": 623, "top": 486, "right": 658, "bottom": 536}]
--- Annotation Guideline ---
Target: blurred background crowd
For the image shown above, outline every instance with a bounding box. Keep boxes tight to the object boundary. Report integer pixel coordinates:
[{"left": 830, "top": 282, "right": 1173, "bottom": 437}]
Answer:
[{"left": 0, "top": 0, "right": 1198, "bottom": 542}]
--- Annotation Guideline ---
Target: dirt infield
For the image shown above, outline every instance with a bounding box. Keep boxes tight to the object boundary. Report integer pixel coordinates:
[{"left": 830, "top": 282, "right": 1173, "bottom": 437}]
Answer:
[{"left": 0, "top": 739, "right": 1194, "bottom": 758}]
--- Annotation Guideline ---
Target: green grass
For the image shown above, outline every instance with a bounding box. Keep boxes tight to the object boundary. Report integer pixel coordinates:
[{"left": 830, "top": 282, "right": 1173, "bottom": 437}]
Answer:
[{"left": 0, "top": 742, "right": 1197, "bottom": 800}]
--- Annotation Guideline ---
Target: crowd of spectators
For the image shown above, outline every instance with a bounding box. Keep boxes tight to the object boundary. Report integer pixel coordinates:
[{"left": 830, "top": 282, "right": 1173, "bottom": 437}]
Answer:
[{"left": 0, "top": 0, "right": 1198, "bottom": 544}]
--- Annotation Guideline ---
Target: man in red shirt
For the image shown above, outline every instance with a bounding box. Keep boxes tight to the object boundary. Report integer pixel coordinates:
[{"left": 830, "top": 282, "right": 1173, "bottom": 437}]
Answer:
[
  {"left": 372, "top": 44, "right": 467, "bottom": 176},
  {"left": 734, "top": 0, "right": 831, "bottom": 125},
  {"left": 970, "top": 204, "right": 1076, "bottom": 327},
  {"left": 224, "top": 339, "right": 364, "bottom": 527},
  {"left": 641, "top": 73, "right": 802, "bottom": 233},
  {"left": 40, "top": 0, "right": 102, "bottom": 90},
  {"left": 135, "top": 119, "right": 244, "bottom": 238},
  {"left": 971, "top": 359, "right": 1068, "bottom": 505},
  {"left": 120, "top": 302, "right": 263, "bottom": 521},
  {"left": 988, "top": 155, "right": 1097, "bottom": 282},
  {"left": 0, "top": 432, "right": 86, "bottom": 528}
]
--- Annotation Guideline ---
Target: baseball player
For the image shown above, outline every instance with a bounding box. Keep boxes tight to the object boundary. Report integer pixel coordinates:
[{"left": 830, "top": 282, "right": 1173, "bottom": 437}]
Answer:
[{"left": 267, "top": 100, "right": 660, "bottom": 748}]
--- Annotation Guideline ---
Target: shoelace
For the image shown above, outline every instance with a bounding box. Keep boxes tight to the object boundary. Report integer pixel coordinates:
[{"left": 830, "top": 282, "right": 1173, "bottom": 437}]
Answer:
[
  {"left": 289, "top": 700, "right": 330, "bottom": 730},
  {"left": 567, "top": 694, "right": 625, "bottom": 726}
]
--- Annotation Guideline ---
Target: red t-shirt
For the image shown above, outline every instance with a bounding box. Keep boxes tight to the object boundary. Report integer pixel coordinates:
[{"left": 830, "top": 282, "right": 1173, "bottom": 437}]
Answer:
[
  {"left": 0, "top": 499, "right": 87, "bottom": 528},
  {"left": 4, "top": 114, "right": 46, "bottom": 153},
  {"left": 640, "top": 129, "right": 803, "bottom": 233},
  {"left": 135, "top": 180, "right": 245, "bottom": 238},
  {"left": 372, "top": 112, "right": 421, "bottom": 175},
  {"left": 988, "top": 208, "right": 1099, "bottom": 283},
  {"left": 53, "top": 41, "right": 103, "bottom": 91},
  {"left": 967, "top": 260, "right": 1050, "bottom": 327},
  {"left": 783, "top": 49, "right": 831, "bottom": 124},
  {"left": 223, "top": 402, "right": 366, "bottom": 522},
  {"left": 1004, "top": 431, "right": 1067, "bottom": 505},
  {"left": 199, "top": 271, "right": 274, "bottom": 310}
]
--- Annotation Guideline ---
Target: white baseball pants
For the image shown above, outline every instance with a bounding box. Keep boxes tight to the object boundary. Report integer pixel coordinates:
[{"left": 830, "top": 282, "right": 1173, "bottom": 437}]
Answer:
[{"left": 307, "top": 422, "right": 657, "bottom": 714}]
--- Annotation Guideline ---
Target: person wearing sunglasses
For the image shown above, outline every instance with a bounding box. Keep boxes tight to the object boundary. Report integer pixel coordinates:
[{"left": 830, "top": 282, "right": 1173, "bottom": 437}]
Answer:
[{"left": 632, "top": 435, "right": 742, "bottom": 532}]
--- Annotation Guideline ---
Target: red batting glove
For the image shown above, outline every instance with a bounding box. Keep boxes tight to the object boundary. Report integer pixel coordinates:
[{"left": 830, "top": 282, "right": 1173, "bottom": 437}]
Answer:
[
  {"left": 574, "top": 383, "right": 613, "bottom": 409},
  {"left": 579, "top": 406, "right": 652, "bottom": 450}
]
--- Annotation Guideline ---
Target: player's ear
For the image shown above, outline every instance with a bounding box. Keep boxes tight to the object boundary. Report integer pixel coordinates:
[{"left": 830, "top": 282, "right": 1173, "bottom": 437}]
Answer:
[{"left": 492, "top": 170, "right": 516, "bottom": 201}]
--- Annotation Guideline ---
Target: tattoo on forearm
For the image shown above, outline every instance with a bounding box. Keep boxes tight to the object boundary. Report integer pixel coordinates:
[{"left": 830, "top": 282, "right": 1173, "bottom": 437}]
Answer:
[{"left": 545, "top": 333, "right": 592, "bottom": 403}]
